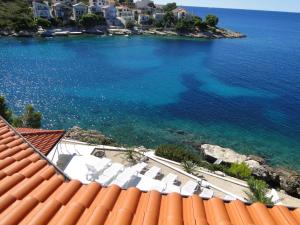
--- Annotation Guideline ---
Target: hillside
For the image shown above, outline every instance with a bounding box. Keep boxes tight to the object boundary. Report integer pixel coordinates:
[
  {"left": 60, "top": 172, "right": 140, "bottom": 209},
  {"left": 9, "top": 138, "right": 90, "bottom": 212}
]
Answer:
[{"left": 0, "top": 0, "right": 36, "bottom": 32}]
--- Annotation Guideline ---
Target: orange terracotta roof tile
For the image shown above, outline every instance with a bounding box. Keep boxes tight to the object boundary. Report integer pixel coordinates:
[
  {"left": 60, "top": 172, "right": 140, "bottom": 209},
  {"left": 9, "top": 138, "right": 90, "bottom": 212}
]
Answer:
[
  {"left": 16, "top": 128, "right": 65, "bottom": 155},
  {"left": 0, "top": 116, "right": 299, "bottom": 225}
]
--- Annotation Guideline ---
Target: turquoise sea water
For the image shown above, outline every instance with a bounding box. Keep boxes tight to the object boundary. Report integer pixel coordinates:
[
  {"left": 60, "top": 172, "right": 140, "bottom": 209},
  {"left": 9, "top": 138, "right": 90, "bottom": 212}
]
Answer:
[{"left": 0, "top": 8, "right": 300, "bottom": 169}]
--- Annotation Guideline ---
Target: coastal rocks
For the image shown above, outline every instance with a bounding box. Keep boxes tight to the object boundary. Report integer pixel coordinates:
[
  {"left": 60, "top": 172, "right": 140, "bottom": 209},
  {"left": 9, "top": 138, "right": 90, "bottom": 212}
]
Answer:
[
  {"left": 200, "top": 143, "right": 300, "bottom": 197},
  {"left": 65, "top": 126, "right": 115, "bottom": 145},
  {"left": 142, "top": 28, "right": 246, "bottom": 40},
  {"left": 275, "top": 168, "right": 300, "bottom": 197},
  {"left": 201, "top": 144, "right": 247, "bottom": 164},
  {"left": 13, "top": 31, "right": 34, "bottom": 37}
]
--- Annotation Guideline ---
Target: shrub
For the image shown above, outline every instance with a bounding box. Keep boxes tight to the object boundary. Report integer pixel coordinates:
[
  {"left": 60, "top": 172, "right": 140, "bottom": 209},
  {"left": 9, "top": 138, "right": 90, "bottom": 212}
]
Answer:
[
  {"left": 175, "top": 19, "right": 194, "bottom": 33},
  {"left": 79, "top": 13, "right": 106, "bottom": 28},
  {"left": 12, "top": 105, "right": 42, "bottom": 128},
  {"left": 155, "top": 144, "right": 202, "bottom": 164},
  {"left": 246, "top": 177, "right": 273, "bottom": 205},
  {"left": 181, "top": 160, "right": 197, "bottom": 174},
  {"left": 35, "top": 18, "right": 51, "bottom": 28},
  {"left": 225, "top": 162, "right": 252, "bottom": 180}
]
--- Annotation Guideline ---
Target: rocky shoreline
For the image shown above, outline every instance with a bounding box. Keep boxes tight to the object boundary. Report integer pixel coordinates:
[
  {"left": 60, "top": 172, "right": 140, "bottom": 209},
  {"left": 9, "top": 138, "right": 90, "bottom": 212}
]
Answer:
[
  {"left": 0, "top": 27, "right": 246, "bottom": 40},
  {"left": 201, "top": 144, "right": 300, "bottom": 198},
  {"left": 64, "top": 126, "right": 116, "bottom": 146}
]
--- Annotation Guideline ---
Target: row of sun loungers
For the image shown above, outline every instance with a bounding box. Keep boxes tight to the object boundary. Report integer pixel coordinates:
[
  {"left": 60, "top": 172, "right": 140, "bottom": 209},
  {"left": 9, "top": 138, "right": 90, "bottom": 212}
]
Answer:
[{"left": 63, "top": 155, "right": 214, "bottom": 197}]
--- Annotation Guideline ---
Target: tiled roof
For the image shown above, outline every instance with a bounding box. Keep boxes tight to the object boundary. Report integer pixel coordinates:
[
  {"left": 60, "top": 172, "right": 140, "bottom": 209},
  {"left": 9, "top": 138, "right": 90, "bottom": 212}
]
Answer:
[
  {"left": 1, "top": 116, "right": 300, "bottom": 225},
  {"left": 15, "top": 128, "right": 65, "bottom": 155}
]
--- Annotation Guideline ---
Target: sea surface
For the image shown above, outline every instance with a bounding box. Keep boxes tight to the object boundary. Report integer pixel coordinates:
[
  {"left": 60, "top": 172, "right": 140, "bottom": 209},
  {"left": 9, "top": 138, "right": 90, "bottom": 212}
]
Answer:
[{"left": 0, "top": 8, "right": 300, "bottom": 170}]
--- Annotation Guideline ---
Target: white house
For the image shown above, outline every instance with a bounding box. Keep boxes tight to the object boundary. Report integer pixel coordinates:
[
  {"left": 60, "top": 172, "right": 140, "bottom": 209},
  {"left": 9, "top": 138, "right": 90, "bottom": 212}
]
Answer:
[
  {"left": 32, "top": 1, "right": 52, "bottom": 19},
  {"left": 153, "top": 12, "right": 164, "bottom": 21},
  {"left": 172, "top": 7, "right": 188, "bottom": 20},
  {"left": 116, "top": 6, "right": 134, "bottom": 24},
  {"left": 89, "top": 0, "right": 109, "bottom": 13},
  {"left": 72, "top": 2, "right": 88, "bottom": 20},
  {"left": 138, "top": 14, "right": 149, "bottom": 25},
  {"left": 135, "top": 0, "right": 153, "bottom": 9}
]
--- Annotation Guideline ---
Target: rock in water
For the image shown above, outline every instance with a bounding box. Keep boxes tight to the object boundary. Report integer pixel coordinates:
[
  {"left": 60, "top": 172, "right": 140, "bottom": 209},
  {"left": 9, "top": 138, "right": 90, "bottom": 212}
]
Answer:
[{"left": 65, "top": 126, "right": 114, "bottom": 145}]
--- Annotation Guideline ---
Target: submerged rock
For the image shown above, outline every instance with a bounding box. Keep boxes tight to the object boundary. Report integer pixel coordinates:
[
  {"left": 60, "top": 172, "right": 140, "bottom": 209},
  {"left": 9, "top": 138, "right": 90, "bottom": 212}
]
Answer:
[{"left": 65, "top": 126, "right": 115, "bottom": 145}]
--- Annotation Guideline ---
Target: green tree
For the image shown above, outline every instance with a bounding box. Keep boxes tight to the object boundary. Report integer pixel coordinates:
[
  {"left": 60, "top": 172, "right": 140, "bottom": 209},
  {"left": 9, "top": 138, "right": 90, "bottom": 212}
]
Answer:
[
  {"left": 35, "top": 17, "right": 51, "bottom": 28},
  {"left": 175, "top": 18, "right": 194, "bottom": 33},
  {"left": 22, "top": 105, "right": 42, "bottom": 128},
  {"left": 50, "top": 17, "right": 63, "bottom": 27},
  {"left": 225, "top": 162, "right": 252, "bottom": 180},
  {"left": 163, "top": 2, "right": 177, "bottom": 12},
  {"left": 246, "top": 177, "right": 273, "bottom": 205},
  {"left": 0, "top": 95, "right": 12, "bottom": 123},
  {"left": 12, "top": 15, "right": 37, "bottom": 32},
  {"left": 205, "top": 14, "right": 219, "bottom": 27},
  {"left": 193, "top": 16, "right": 207, "bottom": 30},
  {"left": 162, "top": 11, "right": 176, "bottom": 28},
  {"left": 79, "top": 13, "right": 106, "bottom": 28},
  {"left": 13, "top": 105, "right": 42, "bottom": 128}
]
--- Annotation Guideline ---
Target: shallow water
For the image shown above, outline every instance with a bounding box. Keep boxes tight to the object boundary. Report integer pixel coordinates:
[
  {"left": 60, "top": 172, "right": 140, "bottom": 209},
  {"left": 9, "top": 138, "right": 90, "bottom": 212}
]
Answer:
[{"left": 0, "top": 8, "right": 300, "bottom": 169}]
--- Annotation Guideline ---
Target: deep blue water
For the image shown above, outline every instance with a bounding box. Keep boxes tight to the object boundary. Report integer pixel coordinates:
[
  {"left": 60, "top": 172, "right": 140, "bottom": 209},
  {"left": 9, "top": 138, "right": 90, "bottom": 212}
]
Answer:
[{"left": 1, "top": 8, "right": 300, "bottom": 169}]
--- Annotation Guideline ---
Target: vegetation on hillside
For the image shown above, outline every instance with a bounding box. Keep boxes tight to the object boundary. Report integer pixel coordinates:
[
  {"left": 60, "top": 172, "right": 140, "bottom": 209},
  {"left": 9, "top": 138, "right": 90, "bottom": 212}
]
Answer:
[
  {"left": 157, "top": 2, "right": 219, "bottom": 34},
  {"left": 225, "top": 162, "right": 252, "bottom": 180},
  {"left": 0, "top": 0, "right": 36, "bottom": 32},
  {"left": 155, "top": 144, "right": 202, "bottom": 164},
  {"left": 79, "top": 13, "right": 106, "bottom": 28},
  {"left": 0, "top": 95, "right": 42, "bottom": 128}
]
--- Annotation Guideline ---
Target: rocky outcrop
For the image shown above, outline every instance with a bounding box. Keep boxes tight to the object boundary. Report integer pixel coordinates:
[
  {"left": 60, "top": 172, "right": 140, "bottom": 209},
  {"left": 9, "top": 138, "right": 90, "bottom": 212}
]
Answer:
[
  {"left": 65, "top": 126, "right": 115, "bottom": 146},
  {"left": 201, "top": 144, "right": 300, "bottom": 197},
  {"left": 143, "top": 28, "right": 246, "bottom": 40},
  {"left": 202, "top": 144, "right": 247, "bottom": 164}
]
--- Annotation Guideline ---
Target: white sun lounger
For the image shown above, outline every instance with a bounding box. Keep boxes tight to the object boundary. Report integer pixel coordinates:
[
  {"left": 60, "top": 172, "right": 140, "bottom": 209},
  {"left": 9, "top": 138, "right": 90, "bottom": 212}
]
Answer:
[
  {"left": 131, "top": 162, "right": 148, "bottom": 173},
  {"left": 136, "top": 175, "right": 166, "bottom": 192},
  {"left": 161, "top": 173, "right": 178, "bottom": 184},
  {"left": 64, "top": 155, "right": 111, "bottom": 184},
  {"left": 110, "top": 168, "right": 138, "bottom": 188},
  {"left": 144, "top": 166, "right": 161, "bottom": 179},
  {"left": 200, "top": 188, "right": 214, "bottom": 198},
  {"left": 163, "top": 183, "right": 181, "bottom": 194},
  {"left": 96, "top": 163, "right": 124, "bottom": 186},
  {"left": 181, "top": 180, "right": 200, "bottom": 196}
]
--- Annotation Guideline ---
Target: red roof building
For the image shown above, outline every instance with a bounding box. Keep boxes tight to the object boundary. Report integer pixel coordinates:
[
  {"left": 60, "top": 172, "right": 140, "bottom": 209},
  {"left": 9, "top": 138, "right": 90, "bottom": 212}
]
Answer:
[
  {"left": 0, "top": 116, "right": 300, "bottom": 225},
  {"left": 16, "top": 128, "right": 65, "bottom": 155}
]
